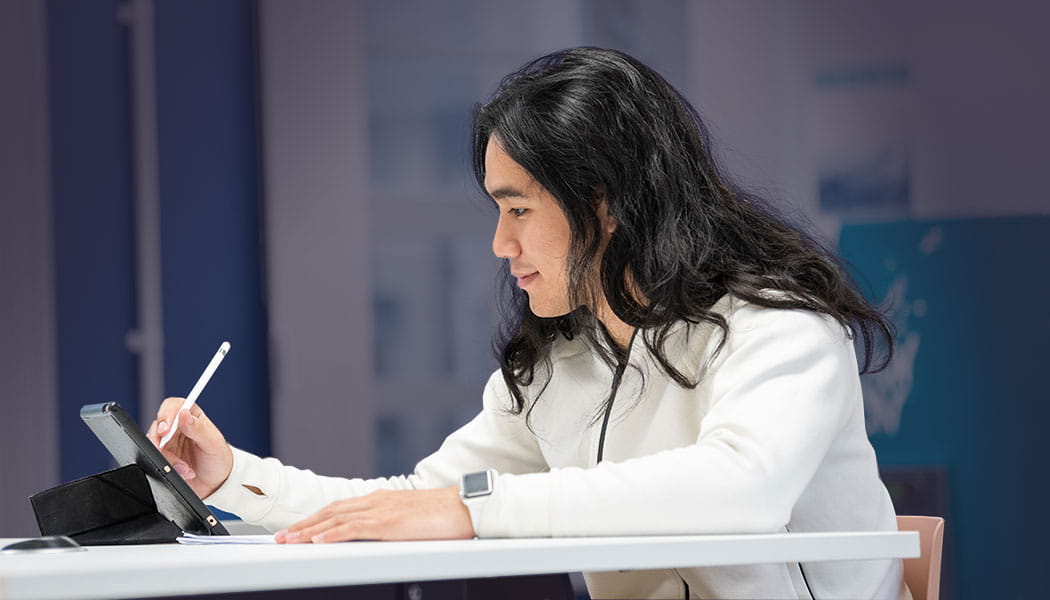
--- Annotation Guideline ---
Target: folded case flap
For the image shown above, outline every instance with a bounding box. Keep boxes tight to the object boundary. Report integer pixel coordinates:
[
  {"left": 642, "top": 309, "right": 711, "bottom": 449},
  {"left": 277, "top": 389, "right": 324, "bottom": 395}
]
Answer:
[{"left": 30, "top": 464, "right": 181, "bottom": 545}]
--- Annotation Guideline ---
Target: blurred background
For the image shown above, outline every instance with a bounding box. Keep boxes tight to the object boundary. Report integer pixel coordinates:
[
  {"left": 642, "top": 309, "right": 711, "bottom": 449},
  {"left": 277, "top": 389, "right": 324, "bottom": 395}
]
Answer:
[{"left": 2, "top": 1, "right": 1048, "bottom": 598}]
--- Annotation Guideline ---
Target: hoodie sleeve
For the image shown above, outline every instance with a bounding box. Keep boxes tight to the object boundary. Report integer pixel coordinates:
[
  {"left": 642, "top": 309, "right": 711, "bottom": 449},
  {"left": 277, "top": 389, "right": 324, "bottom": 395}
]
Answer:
[
  {"left": 204, "top": 370, "right": 547, "bottom": 532},
  {"left": 469, "top": 305, "right": 861, "bottom": 538}
]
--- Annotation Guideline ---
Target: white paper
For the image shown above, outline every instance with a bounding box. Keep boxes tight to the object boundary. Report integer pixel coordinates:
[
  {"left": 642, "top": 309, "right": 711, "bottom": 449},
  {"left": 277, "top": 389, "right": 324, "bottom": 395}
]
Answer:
[{"left": 177, "top": 532, "right": 276, "bottom": 545}]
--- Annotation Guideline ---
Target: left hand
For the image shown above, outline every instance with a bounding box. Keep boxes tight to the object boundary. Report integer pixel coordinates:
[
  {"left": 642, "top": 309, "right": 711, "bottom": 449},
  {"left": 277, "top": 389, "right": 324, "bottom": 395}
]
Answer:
[{"left": 275, "top": 487, "right": 474, "bottom": 543}]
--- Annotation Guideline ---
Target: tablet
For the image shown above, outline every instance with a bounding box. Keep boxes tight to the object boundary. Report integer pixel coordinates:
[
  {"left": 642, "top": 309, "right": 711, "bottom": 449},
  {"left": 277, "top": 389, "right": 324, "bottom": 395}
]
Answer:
[{"left": 80, "top": 402, "right": 229, "bottom": 537}]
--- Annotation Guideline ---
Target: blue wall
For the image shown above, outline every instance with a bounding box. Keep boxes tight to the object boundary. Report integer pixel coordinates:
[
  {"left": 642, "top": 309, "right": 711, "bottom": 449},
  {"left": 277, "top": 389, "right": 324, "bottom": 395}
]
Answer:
[
  {"left": 47, "top": 0, "right": 270, "bottom": 481},
  {"left": 154, "top": 0, "right": 270, "bottom": 458},
  {"left": 48, "top": 0, "right": 140, "bottom": 481},
  {"left": 843, "top": 217, "right": 1050, "bottom": 600}
]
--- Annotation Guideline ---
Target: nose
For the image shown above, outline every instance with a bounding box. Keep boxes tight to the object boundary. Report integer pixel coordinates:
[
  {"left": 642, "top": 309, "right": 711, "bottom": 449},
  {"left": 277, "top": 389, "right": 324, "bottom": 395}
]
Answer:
[{"left": 492, "top": 214, "right": 520, "bottom": 259}]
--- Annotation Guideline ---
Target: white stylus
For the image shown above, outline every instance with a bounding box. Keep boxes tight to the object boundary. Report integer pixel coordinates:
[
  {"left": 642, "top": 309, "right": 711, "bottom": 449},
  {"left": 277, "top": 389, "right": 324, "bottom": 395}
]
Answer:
[{"left": 159, "top": 341, "right": 230, "bottom": 449}]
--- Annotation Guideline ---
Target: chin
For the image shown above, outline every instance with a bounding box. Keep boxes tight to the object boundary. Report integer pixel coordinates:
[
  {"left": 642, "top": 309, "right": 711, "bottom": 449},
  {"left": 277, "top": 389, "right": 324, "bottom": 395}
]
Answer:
[{"left": 527, "top": 298, "right": 572, "bottom": 319}]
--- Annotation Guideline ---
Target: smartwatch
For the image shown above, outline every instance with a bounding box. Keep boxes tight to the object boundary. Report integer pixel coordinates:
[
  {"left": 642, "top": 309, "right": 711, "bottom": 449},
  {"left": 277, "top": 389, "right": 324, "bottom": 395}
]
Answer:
[{"left": 459, "top": 469, "right": 496, "bottom": 501}]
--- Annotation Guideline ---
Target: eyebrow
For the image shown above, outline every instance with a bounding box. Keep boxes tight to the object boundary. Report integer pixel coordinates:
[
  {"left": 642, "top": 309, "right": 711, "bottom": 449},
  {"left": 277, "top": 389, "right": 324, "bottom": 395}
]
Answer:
[{"left": 487, "top": 186, "right": 530, "bottom": 201}]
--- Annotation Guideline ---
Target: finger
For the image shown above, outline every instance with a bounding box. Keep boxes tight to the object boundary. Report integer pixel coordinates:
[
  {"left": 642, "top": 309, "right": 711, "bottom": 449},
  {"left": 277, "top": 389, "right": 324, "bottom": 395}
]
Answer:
[
  {"left": 155, "top": 397, "right": 186, "bottom": 434},
  {"left": 282, "top": 510, "right": 334, "bottom": 537},
  {"left": 157, "top": 398, "right": 207, "bottom": 427},
  {"left": 297, "top": 515, "right": 375, "bottom": 544},
  {"left": 157, "top": 396, "right": 185, "bottom": 420},
  {"left": 156, "top": 444, "right": 196, "bottom": 479},
  {"left": 173, "top": 462, "right": 196, "bottom": 480},
  {"left": 311, "top": 519, "right": 379, "bottom": 543},
  {"left": 171, "top": 408, "right": 221, "bottom": 454},
  {"left": 294, "top": 517, "right": 345, "bottom": 543},
  {"left": 148, "top": 418, "right": 174, "bottom": 446},
  {"left": 285, "top": 498, "right": 370, "bottom": 535}
]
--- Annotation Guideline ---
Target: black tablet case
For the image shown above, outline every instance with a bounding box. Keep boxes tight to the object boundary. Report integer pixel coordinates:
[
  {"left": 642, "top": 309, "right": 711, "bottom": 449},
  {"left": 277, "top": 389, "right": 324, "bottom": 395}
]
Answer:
[{"left": 29, "top": 402, "right": 229, "bottom": 545}]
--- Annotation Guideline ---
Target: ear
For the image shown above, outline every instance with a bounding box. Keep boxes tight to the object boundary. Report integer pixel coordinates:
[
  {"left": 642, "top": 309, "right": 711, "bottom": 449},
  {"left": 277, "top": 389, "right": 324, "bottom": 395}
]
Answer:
[{"left": 595, "top": 197, "right": 618, "bottom": 235}]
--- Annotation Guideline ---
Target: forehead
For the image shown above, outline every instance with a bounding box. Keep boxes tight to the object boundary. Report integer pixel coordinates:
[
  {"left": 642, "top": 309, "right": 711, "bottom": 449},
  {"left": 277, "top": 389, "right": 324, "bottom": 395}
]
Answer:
[{"left": 483, "top": 138, "right": 537, "bottom": 196}]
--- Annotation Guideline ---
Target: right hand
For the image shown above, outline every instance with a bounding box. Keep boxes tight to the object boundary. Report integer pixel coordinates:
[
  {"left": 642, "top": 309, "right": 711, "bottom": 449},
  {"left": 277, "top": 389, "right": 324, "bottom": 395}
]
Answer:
[{"left": 147, "top": 397, "right": 234, "bottom": 500}]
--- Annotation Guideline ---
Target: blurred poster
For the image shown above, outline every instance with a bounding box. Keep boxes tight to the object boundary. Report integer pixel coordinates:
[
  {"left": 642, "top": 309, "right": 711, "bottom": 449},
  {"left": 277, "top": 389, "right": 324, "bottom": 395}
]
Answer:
[{"left": 808, "top": 65, "right": 912, "bottom": 217}]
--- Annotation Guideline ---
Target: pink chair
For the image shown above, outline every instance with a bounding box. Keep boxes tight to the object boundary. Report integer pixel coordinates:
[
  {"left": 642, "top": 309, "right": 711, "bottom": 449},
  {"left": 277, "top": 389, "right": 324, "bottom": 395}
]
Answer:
[{"left": 896, "top": 516, "right": 945, "bottom": 600}]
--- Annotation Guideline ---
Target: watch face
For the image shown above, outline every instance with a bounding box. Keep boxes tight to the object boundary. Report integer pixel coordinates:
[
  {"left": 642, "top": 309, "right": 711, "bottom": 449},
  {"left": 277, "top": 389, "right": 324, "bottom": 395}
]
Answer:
[{"left": 462, "top": 471, "right": 492, "bottom": 498}]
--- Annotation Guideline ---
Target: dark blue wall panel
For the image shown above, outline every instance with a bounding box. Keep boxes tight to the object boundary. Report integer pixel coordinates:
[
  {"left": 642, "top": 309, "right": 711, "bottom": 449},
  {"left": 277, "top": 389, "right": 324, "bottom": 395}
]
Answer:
[
  {"left": 154, "top": 0, "right": 270, "bottom": 457},
  {"left": 47, "top": 0, "right": 270, "bottom": 482},
  {"left": 47, "top": 0, "right": 140, "bottom": 481}
]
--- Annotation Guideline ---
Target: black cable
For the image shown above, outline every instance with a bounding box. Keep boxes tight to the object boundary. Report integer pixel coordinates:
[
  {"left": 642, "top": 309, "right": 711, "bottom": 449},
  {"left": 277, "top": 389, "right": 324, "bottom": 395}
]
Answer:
[
  {"left": 595, "top": 360, "right": 625, "bottom": 464},
  {"left": 798, "top": 562, "right": 815, "bottom": 600},
  {"left": 785, "top": 525, "right": 816, "bottom": 599},
  {"left": 595, "top": 329, "right": 638, "bottom": 464},
  {"left": 595, "top": 330, "right": 695, "bottom": 600}
]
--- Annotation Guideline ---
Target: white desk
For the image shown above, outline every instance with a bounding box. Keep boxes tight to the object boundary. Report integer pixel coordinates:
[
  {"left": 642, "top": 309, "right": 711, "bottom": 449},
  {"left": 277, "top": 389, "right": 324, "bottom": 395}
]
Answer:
[{"left": 0, "top": 531, "right": 918, "bottom": 600}]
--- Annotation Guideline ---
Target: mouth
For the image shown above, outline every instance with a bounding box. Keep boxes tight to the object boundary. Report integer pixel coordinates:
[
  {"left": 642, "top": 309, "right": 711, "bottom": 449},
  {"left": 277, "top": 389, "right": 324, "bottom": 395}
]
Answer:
[{"left": 513, "top": 271, "right": 539, "bottom": 287}]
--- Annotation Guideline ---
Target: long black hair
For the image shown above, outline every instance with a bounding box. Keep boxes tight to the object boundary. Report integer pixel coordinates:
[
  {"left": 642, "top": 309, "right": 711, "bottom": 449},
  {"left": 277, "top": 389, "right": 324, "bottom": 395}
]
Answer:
[{"left": 471, "top": 47, "right": 894, "bottom": 417}]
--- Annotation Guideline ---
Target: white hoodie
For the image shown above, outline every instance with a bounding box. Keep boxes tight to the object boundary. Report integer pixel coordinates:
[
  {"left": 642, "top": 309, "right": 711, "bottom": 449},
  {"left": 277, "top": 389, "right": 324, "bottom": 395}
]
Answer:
[{"left": 206, "top": 295, "right": 910, "bottom": 599}]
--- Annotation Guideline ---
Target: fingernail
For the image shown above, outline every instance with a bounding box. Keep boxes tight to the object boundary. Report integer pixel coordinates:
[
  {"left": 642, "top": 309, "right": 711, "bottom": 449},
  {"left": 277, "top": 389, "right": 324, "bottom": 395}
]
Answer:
[
  {"left": 274, "top": 529, "right": 286, "bottom": 542},
  {"left": 158, "top": 421, "right": 168, "bottom": 434},
  {"left": 311, "top": 534, "right": 324, "bottom": 544},
  {"left": 186, "top": 413, "right": 196, "bottom": 425},
  {"left": 173, "top": 463, "right": 190, "bottom": 477},
  {"left": 286, "top": 531, "right": 300, "bottom": 542}
]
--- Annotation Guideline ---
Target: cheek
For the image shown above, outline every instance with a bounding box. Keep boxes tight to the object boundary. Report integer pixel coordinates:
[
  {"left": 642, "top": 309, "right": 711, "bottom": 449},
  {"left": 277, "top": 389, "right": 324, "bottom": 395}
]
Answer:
[
  {"left": 538, "top": 234, "right": 572, "bottom": 302},
  {"left": 540, "top": 219, "right": 572, "bottom": 266},
  {"left": 523, "top": 226, "right": 567, "bottom": 267},
  {"left": 540, "top": 239, "right": 569, "bottom": 270}
]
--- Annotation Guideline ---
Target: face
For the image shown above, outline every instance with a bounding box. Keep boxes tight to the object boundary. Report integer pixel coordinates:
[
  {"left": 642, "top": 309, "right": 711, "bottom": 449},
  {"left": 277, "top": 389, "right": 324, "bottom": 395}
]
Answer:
[{"left": 485, "top": 138, "right": 574, "bottom": 317}]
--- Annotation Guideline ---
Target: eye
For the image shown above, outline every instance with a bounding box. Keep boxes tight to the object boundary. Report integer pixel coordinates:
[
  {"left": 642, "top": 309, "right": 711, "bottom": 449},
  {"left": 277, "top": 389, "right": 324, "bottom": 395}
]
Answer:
[{"left": 508, "top": 208, "right": 528, "bottom": 217}]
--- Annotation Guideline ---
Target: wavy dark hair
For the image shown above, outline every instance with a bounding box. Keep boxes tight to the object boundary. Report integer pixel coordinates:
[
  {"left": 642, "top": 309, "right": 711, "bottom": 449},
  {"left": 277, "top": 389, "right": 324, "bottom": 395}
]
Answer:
[{"left": 471, "top": 47, "right": 894, "bottom": 418}]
